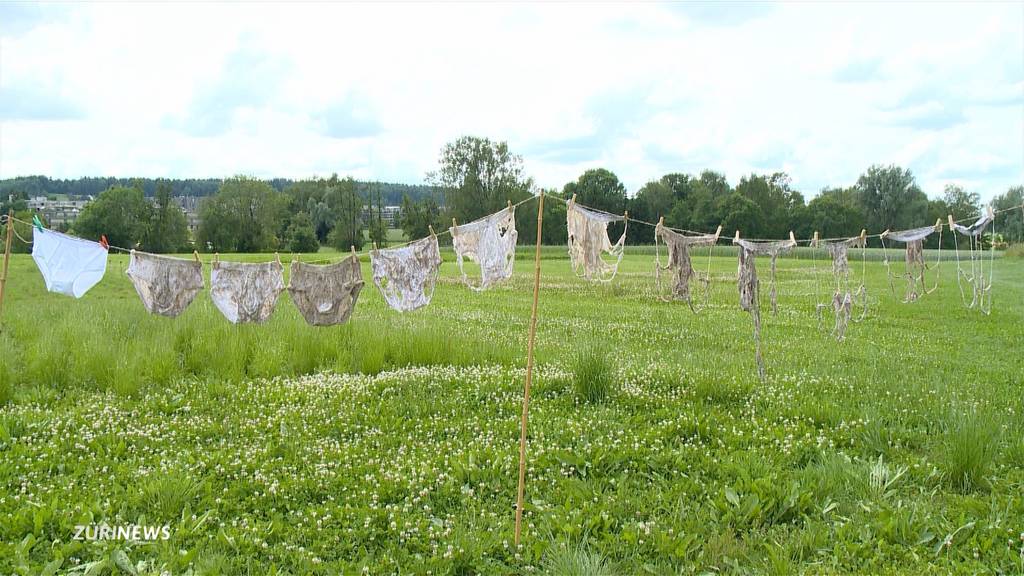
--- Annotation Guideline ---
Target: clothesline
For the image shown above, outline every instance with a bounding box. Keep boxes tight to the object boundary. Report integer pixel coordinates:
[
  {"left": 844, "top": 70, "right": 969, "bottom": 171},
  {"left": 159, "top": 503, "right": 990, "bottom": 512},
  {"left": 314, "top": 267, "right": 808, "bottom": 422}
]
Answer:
[{"left": 4, "top": 199, "right": 1023, "bottom": 266}]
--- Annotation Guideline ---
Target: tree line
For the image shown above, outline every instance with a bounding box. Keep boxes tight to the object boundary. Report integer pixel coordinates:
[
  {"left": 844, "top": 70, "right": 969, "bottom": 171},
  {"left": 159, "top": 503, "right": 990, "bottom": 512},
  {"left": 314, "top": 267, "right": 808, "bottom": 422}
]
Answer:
[{"left": 1, "top": 136, "right": 1021, "bottom": 254}]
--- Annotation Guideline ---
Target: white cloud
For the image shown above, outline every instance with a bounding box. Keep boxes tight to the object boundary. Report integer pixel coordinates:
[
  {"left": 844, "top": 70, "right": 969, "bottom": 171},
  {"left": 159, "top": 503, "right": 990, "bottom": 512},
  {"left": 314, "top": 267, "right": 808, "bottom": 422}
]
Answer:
[{"left": 0, "top": 2, "right": 1020, "bottom": 201}]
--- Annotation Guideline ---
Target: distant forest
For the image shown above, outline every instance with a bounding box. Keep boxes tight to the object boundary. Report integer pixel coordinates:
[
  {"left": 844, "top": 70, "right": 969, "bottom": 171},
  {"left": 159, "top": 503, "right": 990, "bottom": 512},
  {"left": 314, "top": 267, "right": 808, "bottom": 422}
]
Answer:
[{"left": 0, "top": 175, "right": 436, "bottom": 205}]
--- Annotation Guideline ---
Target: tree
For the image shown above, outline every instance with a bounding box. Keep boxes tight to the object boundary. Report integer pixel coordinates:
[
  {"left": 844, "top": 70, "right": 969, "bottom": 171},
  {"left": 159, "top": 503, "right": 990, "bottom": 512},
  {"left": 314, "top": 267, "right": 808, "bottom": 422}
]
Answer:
[
  {"left": 428, "top": 136, "right": 533, "bottom": 225},
  {"left": 854, "top": 165, "right": 929, "bottom": 232},
  {"left": 368, "top": 183, "right": 388, "bottom": 248},
  {"left": 399, "top": 194, "right": 441, "bottom": 241},
  {"left": 942, "top": 184, "right": 981, "bottom": 221},
  {"left": 563, "top": 168, "right": 628, "bottom": 214},
  {"left": 285, "top": 212, "right": 320, "bottom": 253},
  {"left": 630, "top": 178, "right": 676, "bottom": 243},
  {"left": 325, "top": 177, "right": 365, "bottom": 251},
  {"left": 72, "top": 184, "right": 151, "bottom": 248},
  {"left": 141, "top": 181, "right": 189, "bottom": 253},
  {"left": 993, "top": 185, "right": 1024, "bottom": 244},
  {"left": 804, "top": 188, "right": 866, "bottom": 240},
  {"left": 196, "top": 176, "right": 288, "bottom": 252},
  {"left": 718, "top": 193, "right": 762, "bottom": 237}
]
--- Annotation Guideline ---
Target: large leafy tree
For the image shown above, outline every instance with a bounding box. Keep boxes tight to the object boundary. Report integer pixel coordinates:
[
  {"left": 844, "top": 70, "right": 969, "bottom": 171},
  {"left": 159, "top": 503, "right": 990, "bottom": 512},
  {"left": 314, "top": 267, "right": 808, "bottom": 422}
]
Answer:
[
  {"left": 429, "top": 136, "right": 534, "bottom": 226},
  {"left": 735, "top": 172, "right": 804, "bottom": 239},
  {"left": 854, "top": 165, "right": 929, "bottom": 231},
  {"left": 563, "top": 168, "right": 628, "bottom": 214},
  {"left": 718, "top": 193, "right": 762, "bottom": 237},
  {"left": 993, "top": 185, "right": 1024, "bottom": 244},
  {"left": 73, "top": 184, "right": 151, "bottom": 248},
  {"left": 196, "top": 177, "right": 288, "bottom": 252},
  {"left": 804, "top": 188, "right": 867, "bottom": 240},
  {"left": 399, "top": 193, "right": 441, "bottom": 242},
  {"left": 141, "top": 181, "right": 189, "bottom": 253},
  {"left": 285, "top": 212, "right": 320, "bottom": 253}
]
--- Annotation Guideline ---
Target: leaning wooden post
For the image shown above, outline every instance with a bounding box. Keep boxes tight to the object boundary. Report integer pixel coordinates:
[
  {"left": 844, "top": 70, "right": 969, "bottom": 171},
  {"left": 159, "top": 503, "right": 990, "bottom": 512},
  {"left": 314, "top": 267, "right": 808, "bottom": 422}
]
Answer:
[
  {"left": 515, "top": 190, "right": 544, "bottom": 546},
  {"left": 0, "top": 209, "right": 15, "bottom": 320}
]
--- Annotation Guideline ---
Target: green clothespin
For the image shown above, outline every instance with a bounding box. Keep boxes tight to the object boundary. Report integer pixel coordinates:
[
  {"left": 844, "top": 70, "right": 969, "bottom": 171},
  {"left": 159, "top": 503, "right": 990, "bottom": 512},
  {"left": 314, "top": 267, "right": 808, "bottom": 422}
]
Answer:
[{"left": 32, "top": 215, "right": 43, "bottom": 232}]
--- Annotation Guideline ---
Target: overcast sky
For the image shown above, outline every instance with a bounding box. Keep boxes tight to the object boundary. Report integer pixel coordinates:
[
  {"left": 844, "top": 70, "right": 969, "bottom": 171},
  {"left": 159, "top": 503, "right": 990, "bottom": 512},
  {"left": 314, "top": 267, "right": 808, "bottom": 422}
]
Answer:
[{"left": 1, "top": 2, "right": 1021, "bottom": 200}]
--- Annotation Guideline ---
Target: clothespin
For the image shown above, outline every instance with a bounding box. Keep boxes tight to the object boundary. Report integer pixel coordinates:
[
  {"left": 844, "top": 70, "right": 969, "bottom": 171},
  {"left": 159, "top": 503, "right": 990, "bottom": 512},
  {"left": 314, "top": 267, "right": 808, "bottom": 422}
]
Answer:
[
  {"left": 570, "top": 194, "right": 577, "bottom": 208},
  {"left": 373, "top": 242, "right": 378, "bottom": 251},
  {"left": 507, "top": 199, "right": 512, "bottom": 212},
  {"left": 880, "top": 229, "right": 889, "bottom": 239},
  {"left": 623, "top": 210, "right": 629, "bottom": 221},
  {"left": 986, "top": 205, "right": 995, "bottom": 218},
  {"left": 350, "top": 245, "right": 357, "bottom": 261},
  {"left": 428, "top": 225, "right": 436, "bottom": 237},
  {"left": 789, "top": 231, "right": 796, "bottom": 244},
  {"left": 812, "top": 231, "right": 819, "bottom": 247},
  {"left": 193, "top": 250, "right": 200, "bottom": 263},
  {"left": 214, "top": 252, "right": 219, "bottom": 263},
  {"left": 714, "top": 225, "right": 723, "bottom": 241},
  {"left": 947, "top": 214, "right": 955, "bottom": 230},
  {"left": 275, "top": 252, "right": 282, "bottom": 266},
  {"left": 733, "top": 230, "right": 741, "bottom": 243},
  {"left": 32, "top": 215, "right": 44, "bottom": 232},
  {"left": 934, "top": 218, "right": 942, "bottom": 231},
  {"left": 452, "top": 217, "right": 457, "bottom": 230},
  {"left": 100, "top": 235, "right": 109, "bottom": 250},
  {"left": 860, "top": 229, "right": 866, "bottom": 242},
  {"left": 657, "top": 216, "right": 664, "bottom": 228}
]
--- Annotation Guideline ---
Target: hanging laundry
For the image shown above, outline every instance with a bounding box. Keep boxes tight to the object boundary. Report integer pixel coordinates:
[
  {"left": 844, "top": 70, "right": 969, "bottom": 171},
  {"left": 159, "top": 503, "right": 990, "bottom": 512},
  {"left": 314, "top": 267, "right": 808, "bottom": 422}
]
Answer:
[
  {"left": 288, "top": 255, "right": 364, "bottom": 326},
  {"left": 371, "top": 236, "right": 441, "bottom": 312},
  {"left": 734, "top": 238, "right": 796, "bottom": 315},
  {"left": 450, "top": 206, "right": 517, "bottom": 291},
  {"left": 126, "top": 251, "right": 204, "bottom": 317},
  {"left": 31, "top": 228, "right": 108, "bottom": 298},
  {"left": 736, "top": 243, "right": 765, "bottom": 381},
  {"left": 882, "top": 223, "right": 941, "bottom": 302},
  {"left": 816, "top": 235, "right": 868, "bottom": 339},
  {"left": 567, "top": 200, "right": 626, "bottom": 282},
  {"left": 209, "top": 260, "right": 284, "bottom": 324},
  {"left": 951, "top": 207, "right": 995, "bottom": 314},
  {"left": 654, "top": 221, "right": 718, "bottom": 310}
]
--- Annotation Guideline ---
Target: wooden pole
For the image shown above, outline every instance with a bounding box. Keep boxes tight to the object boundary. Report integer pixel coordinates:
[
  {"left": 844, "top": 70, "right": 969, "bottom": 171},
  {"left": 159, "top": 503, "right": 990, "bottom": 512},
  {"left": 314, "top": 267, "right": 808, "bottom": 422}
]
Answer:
[
  {"left": 0, "top": 210, "right": 15, "bottom": 320},
  {"left": 514, "top": 190, "right": 544, "bottom": 546}
]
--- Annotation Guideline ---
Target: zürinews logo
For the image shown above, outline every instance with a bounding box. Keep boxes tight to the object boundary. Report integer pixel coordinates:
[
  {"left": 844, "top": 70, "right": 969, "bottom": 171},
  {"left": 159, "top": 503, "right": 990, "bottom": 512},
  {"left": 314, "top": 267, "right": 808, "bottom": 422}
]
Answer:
[{"left": 72, "top": 524, "right": 171, "bottom": 542}]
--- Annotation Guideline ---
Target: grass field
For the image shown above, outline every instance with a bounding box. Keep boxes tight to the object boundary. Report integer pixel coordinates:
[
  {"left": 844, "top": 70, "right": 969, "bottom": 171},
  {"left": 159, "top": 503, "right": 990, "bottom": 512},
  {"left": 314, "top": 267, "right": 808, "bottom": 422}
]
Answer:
[{"left": 0, "top": 245, "right": 1022, "bottom": 574}]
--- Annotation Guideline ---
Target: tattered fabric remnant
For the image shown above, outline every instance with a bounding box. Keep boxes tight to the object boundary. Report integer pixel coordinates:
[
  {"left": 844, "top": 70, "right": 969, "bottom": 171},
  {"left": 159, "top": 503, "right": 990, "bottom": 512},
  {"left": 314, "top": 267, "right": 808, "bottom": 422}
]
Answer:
[
  {"left": 450, "top": 206, "right": 517, "bottom": 291},
  {"left": 734, "top": 238, "right": 796, "bottom": 315},
  {"left": 210, "top": 260, "right": 285, "bottom": 324},
  {"left": 371, "top": 235, "right": 442, "bottom": 312},
  {"left": 289, "top": 255, "right": 364, "bottom": 326},
  {"left": 126, "top": 251, "right": 204, "bottom": 317},
  {"left": 951, "top": 212, "right": 993, "bottom": 237},
  {"left": 736, "top": 244, "right": 765, "bottom": 381},
  {"left": 655, "top": 222, "right": 716, "bottom": 307},
  {"left": 567, "top": 201, "right": 626, "bottom": 282}
]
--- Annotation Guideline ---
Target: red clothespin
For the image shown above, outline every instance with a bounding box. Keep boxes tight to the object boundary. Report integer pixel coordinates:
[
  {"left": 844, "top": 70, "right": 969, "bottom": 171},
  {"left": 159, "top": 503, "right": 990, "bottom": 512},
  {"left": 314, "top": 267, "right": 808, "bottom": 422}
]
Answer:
[{"left": 100, "top": 235, "right": 109, "bottom": 250}]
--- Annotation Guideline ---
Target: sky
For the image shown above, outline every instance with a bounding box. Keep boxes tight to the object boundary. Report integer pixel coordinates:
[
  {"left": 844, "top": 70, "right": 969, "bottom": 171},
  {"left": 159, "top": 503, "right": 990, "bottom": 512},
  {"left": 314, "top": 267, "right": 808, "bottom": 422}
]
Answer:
[{"left": 0, "top": 1, "right": 1021, "bottom": 201}]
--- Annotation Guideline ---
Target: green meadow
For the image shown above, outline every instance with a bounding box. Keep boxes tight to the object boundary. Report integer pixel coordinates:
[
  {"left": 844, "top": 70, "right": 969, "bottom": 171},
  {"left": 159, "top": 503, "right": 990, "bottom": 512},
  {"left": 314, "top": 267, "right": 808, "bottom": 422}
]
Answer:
[{"left": 0, "top": 247, "right": 1022, "bottom": 574}]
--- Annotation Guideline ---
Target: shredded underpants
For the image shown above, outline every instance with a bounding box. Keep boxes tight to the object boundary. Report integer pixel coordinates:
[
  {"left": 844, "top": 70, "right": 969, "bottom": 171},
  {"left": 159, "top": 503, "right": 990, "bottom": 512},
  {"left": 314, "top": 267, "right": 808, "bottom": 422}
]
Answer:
[
  {"left": 371, "top": 235, "right": 442, "bottom": 312},
  {"left": 450, "top": 206, "right": 517, "bottom": 291},
  {"left": 210, "top": 260, "right": 285, "bottom": 324},
  {"left": 288, "top": 255, "right": 364, "bottom": 326},
  {"left": 126, "top": 251, "right": 204, "bottom": 317}
]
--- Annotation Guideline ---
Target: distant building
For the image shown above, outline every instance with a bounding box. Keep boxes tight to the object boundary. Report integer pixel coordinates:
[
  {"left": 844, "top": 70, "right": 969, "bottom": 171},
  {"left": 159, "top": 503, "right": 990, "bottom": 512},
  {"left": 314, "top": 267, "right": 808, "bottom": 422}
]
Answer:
[
  {"left": 362, "top": 205, "right": 402, "bottom": 227},
  {"left": 29, "top": 196, "right": 90, "bottom": 228},
  {"left": 171, "top": 196, "right": 202, "bottom": 233}
]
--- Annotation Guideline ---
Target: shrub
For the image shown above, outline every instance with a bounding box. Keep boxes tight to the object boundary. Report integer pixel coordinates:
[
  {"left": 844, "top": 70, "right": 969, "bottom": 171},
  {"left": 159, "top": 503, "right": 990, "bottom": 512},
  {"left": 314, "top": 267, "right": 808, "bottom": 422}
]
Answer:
[
  {"left": 571, "top": 346, "right": 615, "bottom": 404},
  {"left": 543, "top": 542, "right": 616, "bottom": 576}
]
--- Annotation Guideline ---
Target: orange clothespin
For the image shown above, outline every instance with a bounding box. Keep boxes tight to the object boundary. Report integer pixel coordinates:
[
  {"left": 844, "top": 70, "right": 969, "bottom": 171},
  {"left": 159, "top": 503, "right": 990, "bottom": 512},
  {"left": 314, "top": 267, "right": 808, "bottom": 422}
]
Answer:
[{"left": 100, "top": 235, "right": 109, "bottom": 250}]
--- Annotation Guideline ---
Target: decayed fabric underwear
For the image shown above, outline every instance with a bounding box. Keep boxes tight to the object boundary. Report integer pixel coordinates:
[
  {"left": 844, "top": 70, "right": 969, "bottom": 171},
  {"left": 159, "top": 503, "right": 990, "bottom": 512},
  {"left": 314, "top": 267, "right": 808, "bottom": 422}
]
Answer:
[
  {"left": 126, "top": 251, "right": 204, "bottom": 317},
  {"left": 654, "top": 222, "right": 717, "bottom": 306},
  {"left": 288, "top": 255, "right": 364, "bottom": 326},
  {"left": 371, "top": 236, "right": 442, "bottom": 312},
  {"left": 209, "top": 260, "right": 285, "bottom": 324},
  {"left": 450, "top": 206, "right": 517, "bottom": 291},
  {"left": 567, "top": 201, "right": 626, "bottom": 282},
  {"left": 31, "top": 228, "right": 108, "bottom": 298}
]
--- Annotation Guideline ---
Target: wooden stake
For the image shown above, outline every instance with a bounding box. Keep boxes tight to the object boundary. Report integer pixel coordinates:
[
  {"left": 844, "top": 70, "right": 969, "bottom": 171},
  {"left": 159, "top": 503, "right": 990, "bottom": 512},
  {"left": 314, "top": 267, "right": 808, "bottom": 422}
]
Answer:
[
  {"left": 0, "top": 210, "right": 15, "bottom": 320},
  {"left": 514, "top": 189, "right": 545, "bottom": 547}
]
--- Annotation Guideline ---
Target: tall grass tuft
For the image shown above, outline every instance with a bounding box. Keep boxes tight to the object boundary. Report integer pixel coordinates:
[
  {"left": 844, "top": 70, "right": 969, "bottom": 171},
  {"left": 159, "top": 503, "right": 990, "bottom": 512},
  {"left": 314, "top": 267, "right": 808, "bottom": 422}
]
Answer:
[
  {"left": 571, "top": 346, "right": 615, "bottom": 404},
  {"left": 939, "top": 412, "right": 1000, "bottom": 493},
  {"left": 543, "top": 542, "right": 617, "bottom": 576}
]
